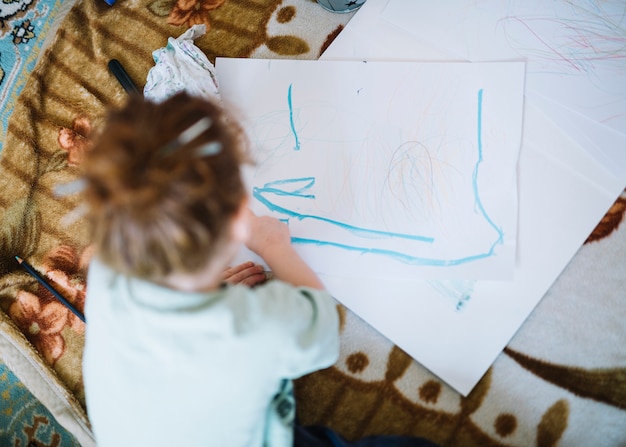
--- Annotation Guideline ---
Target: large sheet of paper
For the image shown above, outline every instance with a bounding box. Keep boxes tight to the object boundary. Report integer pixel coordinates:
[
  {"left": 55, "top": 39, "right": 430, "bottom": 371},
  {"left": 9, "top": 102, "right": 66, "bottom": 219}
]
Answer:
[
  {"left": 216, "top": 58, "right": 525, "bottom": 280},
  {"left": 381, "top": 0, "right": 626, "bottom": 165},
  {"left": 321, "top": 0, "right": 626, "bottom": 395}
]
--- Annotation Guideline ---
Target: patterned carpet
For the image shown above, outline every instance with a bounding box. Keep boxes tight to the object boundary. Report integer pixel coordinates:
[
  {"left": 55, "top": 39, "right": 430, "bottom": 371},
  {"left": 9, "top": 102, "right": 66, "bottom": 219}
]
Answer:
[
  {"left": 1, "top": 0, "right": 81, "bottom": 443},
  {"left": 0, "top": 1, "right": 625, "bottom": 446},
  {"left": 0, "top": 0, "right": 65, "bottom": 153},
  {"left": 0, "top": 363, "right": 80, "bottom": 445}
]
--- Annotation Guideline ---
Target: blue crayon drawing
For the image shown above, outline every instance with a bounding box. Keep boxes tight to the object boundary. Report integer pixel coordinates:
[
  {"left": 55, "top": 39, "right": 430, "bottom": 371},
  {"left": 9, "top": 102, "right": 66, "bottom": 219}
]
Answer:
[
  {"left": 287, "top": 84, "right": 301, "bottom": 151},
  {"left": 251, "top": 88, "right": 504, "bottom": 267}
]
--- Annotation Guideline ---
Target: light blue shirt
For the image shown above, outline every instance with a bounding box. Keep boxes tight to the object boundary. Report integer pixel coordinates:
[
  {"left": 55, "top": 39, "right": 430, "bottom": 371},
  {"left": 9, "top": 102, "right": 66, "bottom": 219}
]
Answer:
[{"left": 83, "top": 258, "right": 340, "bottom": 447}]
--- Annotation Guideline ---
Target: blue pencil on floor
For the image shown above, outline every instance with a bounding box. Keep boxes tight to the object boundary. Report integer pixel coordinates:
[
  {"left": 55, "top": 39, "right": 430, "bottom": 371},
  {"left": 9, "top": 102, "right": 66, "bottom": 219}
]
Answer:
[
  {"left": 108, "top": 59, "right": 140, "bottom": 95},
  {"left": 15, "top": 256, "right": 86, "bottom": 323}
]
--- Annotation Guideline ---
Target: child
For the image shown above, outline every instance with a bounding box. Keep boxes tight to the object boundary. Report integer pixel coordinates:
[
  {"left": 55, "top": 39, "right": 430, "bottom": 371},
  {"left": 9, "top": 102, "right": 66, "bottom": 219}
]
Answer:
[
  {"left": 82, "top": 92, "right": 340, "bottom": 446},
  {"left": 82, "top": 92, "right": 438, "bottom": 447}
]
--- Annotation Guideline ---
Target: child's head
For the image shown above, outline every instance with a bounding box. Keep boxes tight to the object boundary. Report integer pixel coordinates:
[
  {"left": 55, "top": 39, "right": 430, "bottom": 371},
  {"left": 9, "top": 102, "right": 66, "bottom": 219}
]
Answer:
[{"left": 83, "top": 92, "right": 248, "bottom": 281}]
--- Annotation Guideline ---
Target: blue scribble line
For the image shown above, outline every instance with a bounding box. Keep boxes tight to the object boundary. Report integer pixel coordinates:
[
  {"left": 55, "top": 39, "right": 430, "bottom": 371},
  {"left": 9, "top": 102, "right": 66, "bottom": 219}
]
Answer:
[
  {"left": 287, "top": 84, "right": 301, "bottom": 150},
  {"left": 253, "top": 178, "right": 434, "bottom": 244},
  {"left": 253, "top": 88, "right": 504, "bottom": 266},
  {"left": 472, "top": 89, "right": 504, "bottom": 258}
]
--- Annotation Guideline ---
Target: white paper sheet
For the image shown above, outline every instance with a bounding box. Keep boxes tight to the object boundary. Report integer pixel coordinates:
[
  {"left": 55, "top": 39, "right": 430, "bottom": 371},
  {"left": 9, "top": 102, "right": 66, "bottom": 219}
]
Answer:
[
  {"left": 529, "top": 93, "right": 626, "bottom": 180},
  {"left": 216, "top": 58, "right": 525, "bottom": 280},
  {"left": 381, "top": 0, "right": 626, "bottom": 138},
  {"left": 320, "top": 0, "right": 626, "bottom": 395},
  {"left": 319, "top": 100, "right": 622, "bottom": 395}
]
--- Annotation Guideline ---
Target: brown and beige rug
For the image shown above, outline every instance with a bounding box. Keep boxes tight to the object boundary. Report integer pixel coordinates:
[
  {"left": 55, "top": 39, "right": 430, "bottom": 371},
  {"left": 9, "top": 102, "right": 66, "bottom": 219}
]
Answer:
[{"left": 0, "top": 0, "right": 624, "bottom": 446}]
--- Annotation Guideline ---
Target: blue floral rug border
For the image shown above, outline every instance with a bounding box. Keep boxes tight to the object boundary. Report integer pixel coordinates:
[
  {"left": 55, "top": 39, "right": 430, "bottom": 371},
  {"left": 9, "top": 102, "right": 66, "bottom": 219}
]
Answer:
[
  {"left": 0, "top": 362, "right": 80, "bottom": 445},
  {"left": 1, "top": 0, "right": 64, "bottom": 153}
]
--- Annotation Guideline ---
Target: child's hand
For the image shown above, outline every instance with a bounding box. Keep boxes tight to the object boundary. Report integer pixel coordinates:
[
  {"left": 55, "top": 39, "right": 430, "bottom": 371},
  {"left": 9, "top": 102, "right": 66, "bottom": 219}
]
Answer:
[
  {"left": 244, "top": 210, "right": 291, "bottom": 257},
  {"left": 243, "top": 209, "right": 324, "bottom": 290},
  {"left": 222, "top": 262, "right": 267, "bottom": 287}
]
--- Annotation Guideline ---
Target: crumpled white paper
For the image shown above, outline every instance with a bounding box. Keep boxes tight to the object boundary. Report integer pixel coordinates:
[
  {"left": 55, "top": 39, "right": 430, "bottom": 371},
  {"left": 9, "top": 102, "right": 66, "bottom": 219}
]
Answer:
[{"left": 144, "top": 24, "right": 220, "bottom": 103}]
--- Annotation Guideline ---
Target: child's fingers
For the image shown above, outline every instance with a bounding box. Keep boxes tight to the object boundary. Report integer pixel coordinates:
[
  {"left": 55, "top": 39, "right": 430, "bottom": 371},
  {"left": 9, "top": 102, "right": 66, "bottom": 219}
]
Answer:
[
  {"left": 222, "top": 262, "right": 265, "bottom": 285},
  {"left": 222, "top": 261, "right": 254, "bottom": 279},
  {"left": 239, "top": 272, "right": 268, "bottom": 287}
]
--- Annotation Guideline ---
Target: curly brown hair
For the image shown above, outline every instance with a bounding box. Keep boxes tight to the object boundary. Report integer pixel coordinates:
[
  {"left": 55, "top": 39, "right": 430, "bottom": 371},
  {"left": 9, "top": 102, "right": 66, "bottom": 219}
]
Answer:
[{"left": 82, "top": 92, "right": 248, "bottom": 280}]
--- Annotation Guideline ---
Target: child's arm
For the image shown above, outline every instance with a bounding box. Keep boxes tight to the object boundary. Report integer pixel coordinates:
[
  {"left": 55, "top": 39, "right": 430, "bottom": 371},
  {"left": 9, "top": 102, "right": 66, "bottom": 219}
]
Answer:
[{"left": 245, "top": 210, "right": 325, "bottom": 290}]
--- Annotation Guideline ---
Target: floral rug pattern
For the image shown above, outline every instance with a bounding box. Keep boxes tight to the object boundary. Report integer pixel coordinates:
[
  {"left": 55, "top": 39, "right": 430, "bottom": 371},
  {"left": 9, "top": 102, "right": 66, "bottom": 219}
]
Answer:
[
  {"left": 0, "top": 363, "right": 80, "bottom": 446},
  {"left": 0, "top": 0, "right": 63, "bottom": 153}
]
